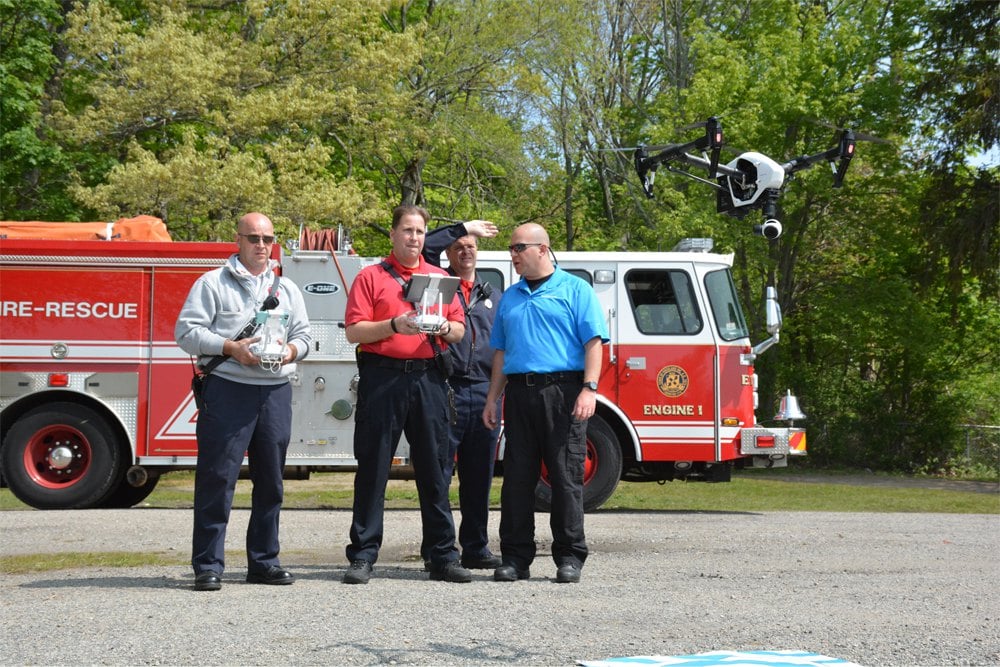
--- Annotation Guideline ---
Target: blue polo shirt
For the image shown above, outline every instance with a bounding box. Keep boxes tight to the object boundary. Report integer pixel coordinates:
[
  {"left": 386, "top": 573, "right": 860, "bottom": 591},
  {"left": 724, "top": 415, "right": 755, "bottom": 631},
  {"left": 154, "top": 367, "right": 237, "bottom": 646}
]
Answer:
[{"left": 491, "top": 267, "right": 608, "bottom": 375}]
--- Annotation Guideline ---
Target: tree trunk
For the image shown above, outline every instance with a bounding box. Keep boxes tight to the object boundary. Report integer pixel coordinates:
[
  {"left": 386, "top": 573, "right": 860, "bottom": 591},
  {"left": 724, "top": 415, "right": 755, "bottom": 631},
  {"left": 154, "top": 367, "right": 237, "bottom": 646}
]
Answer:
[{"left": 400, "top": 156, "right": 426, "bottom": 206}]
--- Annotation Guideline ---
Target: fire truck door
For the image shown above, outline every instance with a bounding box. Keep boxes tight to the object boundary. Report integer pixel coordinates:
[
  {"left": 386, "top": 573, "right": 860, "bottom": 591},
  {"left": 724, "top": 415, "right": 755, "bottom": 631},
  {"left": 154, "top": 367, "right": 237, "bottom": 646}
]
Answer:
[
  {"left": 145, "top": 264, "right": 217, "bottom": 457},
  {"left": 613, "top": 262, "right": 722, "bottom": 462},
  {"left": 699, "top": 266, "right": 756, "bottom": 461}
]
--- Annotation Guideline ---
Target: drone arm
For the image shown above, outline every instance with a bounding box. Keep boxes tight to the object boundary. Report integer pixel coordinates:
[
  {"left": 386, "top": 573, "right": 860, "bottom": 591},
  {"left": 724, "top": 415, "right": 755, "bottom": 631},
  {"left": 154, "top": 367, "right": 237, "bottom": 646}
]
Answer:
[
  {"left": 635, "top": 144, "right": 686, "bottom": 198},
  {"left": 831, "top": 130, "right": 856, "bottom": 187},
  {"left": 781, "top": 150, "right": 833, "bottom": 175},
  {"left": 781, "top": 129, "right": 856, "bottom": 187},
  {"left": 635, "top": 117, "right": 723, "bottom": 198},
  {"left": 664, "top": 162, "right": 727, "bottom": 189}
]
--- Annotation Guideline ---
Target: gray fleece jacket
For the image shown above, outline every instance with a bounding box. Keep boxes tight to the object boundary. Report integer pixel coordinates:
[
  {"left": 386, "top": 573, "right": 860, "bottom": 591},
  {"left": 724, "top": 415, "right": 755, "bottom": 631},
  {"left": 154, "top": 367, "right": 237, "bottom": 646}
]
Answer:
[{"left": 175, "top": 254, "right": 311, "bottom": 385}]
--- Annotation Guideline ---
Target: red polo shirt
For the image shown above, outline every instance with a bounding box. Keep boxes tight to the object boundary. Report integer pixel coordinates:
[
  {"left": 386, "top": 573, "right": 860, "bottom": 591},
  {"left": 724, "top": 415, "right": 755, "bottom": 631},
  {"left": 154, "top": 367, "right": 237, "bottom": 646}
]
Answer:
[{"left": 345, "top": 253, "right": 463, "bottom": 359}]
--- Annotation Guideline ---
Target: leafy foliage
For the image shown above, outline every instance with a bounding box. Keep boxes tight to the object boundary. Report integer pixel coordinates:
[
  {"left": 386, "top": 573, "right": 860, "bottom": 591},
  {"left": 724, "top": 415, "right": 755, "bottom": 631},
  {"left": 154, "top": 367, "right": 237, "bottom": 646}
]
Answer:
[{"left": 1, "top": 0, "right": 996, "bottom": 474}]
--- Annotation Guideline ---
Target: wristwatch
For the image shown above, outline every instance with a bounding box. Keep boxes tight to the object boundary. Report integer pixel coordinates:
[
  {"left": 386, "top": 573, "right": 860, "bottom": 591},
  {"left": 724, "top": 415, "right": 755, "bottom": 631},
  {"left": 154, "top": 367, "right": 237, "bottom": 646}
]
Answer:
[{"left": 582, "top": 381, "right": 598, "bottom": 392}]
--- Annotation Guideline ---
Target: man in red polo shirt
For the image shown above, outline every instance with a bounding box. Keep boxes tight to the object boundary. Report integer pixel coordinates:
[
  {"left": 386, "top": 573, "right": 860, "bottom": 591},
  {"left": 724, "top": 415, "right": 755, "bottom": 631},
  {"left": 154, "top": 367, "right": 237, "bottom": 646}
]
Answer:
[{"left": 342, "top": 204, "right": 472, "bottom": 584}]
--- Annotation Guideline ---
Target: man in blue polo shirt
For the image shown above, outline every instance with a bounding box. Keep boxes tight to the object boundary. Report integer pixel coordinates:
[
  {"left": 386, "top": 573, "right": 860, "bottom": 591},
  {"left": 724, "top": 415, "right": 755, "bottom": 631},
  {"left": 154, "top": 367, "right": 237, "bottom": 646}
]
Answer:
[{"left": 483, "top": 223, "right": 608, "bottom": 584}]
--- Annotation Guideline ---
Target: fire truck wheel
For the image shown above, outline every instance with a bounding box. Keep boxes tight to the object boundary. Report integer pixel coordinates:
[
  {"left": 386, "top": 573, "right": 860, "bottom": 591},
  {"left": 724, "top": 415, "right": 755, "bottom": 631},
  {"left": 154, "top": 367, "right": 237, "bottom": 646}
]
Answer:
[
  {"left": 1, "top": 402, "right": 123, "bottom": 510},
  {"left": 535, "top": 414, "right": 623, "bottom": 513},
  {"left": 98, "top": 475, "right": 160, "bottom": 508}
]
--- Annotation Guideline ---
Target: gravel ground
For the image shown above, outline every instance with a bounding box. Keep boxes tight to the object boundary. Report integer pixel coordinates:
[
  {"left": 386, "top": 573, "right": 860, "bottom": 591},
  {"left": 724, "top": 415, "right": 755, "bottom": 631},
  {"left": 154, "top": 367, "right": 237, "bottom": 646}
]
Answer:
[{"left": 1, "top": 507, "right": 998, "bottom": 667}]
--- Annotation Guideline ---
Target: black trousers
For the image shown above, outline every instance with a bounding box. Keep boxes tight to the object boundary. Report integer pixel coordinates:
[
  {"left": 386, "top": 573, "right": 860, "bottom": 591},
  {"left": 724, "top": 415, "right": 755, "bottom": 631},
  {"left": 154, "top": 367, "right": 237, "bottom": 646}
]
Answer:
[
  {"left": 420, "top": 377, "right": 501, "bottom": 560},
  {"left": 192, "top": 376, "right": 291, "bottom": 575},
  {"left": 500, "top": 380, "right": 589, "bottom": 570},
  {"left": 347, "top": 363, "right": 460, "bottom": 566}
]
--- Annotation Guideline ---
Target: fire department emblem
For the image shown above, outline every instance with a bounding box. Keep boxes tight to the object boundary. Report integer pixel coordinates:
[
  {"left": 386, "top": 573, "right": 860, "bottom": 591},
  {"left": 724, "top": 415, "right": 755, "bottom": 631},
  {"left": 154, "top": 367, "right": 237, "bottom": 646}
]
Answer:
[{"left": 656, "top": 365, "right": 689, "bottom": 398}]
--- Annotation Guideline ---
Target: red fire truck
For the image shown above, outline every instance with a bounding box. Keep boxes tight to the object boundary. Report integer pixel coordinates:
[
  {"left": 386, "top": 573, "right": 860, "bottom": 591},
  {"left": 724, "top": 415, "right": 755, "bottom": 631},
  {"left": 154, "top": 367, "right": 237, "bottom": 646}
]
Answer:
[{"left": 0, "top": 221, "right": 805, "bottom": 511}]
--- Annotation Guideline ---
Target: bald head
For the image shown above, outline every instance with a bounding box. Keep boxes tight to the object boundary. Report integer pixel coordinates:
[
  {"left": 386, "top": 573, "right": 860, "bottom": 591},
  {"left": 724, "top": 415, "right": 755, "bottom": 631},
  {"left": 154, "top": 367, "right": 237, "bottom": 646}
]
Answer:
[
  {"left": 239, "top": 212, "right": 271, "bottom": 231},
  {"left": 508, "top": 223, "right": 553, "bottom": 280},
  {"left": 516, "top": 223, "right": 550, "bottom": 245},
  {"left": 235, "top": 211, "right": 275, "bottom": 276}
]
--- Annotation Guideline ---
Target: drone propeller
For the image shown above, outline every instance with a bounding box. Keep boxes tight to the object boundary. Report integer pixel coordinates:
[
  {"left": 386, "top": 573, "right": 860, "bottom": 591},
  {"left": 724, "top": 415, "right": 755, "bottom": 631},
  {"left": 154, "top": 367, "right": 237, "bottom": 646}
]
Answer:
[
  {"left": 675, "top": 120, "right": 711, "bottom": 133},
  {"left": 808, "top": 119, "right": 893, "bottom": 145},
  {"left": 850, "top": 130, "right": 890, "bottom": 145},
  {"left": 604, "top": 117, "right": 728, "bottom": 155},
  {"left": 674, "top": 112, "right": 730, "bottom": 134},
  {"left": 596, "top": 143, "right": 678, "bottom": 153}
]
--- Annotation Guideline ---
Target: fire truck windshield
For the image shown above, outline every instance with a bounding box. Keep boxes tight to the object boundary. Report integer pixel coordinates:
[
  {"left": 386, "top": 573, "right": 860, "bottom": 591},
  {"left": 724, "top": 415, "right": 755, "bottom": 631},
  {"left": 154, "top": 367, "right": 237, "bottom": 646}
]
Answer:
[{"left": 704, "top": 269, "right": 749, "bottom": 341}]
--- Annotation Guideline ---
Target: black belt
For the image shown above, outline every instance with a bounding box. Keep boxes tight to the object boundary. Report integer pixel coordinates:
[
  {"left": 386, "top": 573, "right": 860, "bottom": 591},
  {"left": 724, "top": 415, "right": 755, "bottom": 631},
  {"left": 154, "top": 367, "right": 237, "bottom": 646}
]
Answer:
[
  {"left": 506, "top": 371, "right": 583, "bottom": 386},
  {"left": 448, "top": 375, "right": 485, "bottom": 384},
  {"left": 360, "top": 352, "right": 434, "bottom": 373}
]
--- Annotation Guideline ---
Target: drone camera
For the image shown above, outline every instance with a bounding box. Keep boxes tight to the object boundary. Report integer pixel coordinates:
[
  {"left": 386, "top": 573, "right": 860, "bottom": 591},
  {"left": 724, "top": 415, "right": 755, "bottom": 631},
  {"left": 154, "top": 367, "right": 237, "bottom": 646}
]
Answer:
[
  {"left": 752, "top": 193, "right": 783, "bottom": 239},
  {"left": 753, "top": 219, "right": 783, "bottom": 240}
]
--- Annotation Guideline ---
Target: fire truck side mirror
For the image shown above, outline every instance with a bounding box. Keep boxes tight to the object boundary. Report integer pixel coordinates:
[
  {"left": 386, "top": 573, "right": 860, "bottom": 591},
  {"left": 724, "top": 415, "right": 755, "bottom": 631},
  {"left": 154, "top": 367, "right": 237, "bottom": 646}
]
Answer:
[{"left": 764, "top": 286, "right": 782, "bottom": 335}]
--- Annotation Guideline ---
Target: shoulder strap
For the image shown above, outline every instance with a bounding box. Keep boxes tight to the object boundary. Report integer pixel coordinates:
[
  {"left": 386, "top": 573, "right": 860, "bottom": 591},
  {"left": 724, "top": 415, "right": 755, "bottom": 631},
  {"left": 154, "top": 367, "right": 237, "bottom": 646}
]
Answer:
[
  {"left": 261, "top": 271, "right": 282, "bottom": 310},
  {"left": 380, "top": 260, "right": 406, "bottom": 287},
  {"left": 198, "top": 354, "right": 229, "bottom": 377}
]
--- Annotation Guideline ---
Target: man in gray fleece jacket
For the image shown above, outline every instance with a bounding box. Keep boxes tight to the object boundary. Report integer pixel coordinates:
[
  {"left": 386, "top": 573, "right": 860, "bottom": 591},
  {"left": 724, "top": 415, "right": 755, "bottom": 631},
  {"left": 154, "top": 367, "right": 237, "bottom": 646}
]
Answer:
[{"left": 175, "top": 212, "right": 311, "bottom": 591}]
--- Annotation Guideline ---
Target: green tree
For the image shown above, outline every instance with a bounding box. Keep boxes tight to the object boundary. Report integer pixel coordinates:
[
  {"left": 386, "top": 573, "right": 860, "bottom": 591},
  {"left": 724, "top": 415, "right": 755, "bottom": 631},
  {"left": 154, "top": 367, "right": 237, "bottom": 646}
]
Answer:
[
  {"left": 362, "top": 0, "right": 545, "bottom": 251},
  {"left": 0, "top": 0, "right": 78, "bottom": 219},
  {"left": 3, "top": 0, "right": 995, "bottom": 474},
  {"left": 596, "top": 0, "right": 997, "bottom": 471},
  {"left": 48, "top": 0, "right": 412, "bottom": 239}
]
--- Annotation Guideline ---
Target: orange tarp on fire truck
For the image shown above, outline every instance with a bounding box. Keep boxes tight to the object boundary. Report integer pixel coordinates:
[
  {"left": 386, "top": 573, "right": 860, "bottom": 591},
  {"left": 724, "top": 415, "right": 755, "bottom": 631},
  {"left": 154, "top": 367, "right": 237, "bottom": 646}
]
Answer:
[{"left": 0, "top": 215, "right": 171, "bottom": 241}]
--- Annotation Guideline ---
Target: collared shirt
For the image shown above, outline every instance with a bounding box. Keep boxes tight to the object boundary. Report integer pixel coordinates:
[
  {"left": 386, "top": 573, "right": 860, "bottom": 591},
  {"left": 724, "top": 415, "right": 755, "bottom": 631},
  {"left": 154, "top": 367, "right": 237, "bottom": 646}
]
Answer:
[
  {"left": 491, "top": 266, "right": 608, "bottom": 375},
  {"left": 345, "top": 253, "right": 463, "bottom": 359},
  {"left": 423, "top": 223, "right": 500, "bottom": 381}
]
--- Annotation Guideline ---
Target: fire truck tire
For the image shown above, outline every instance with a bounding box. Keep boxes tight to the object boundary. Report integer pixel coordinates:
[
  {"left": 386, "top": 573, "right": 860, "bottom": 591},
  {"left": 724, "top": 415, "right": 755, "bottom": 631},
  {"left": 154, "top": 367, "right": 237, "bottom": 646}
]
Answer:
[
  {"left": 0, "top": 402, "right": 123, "bottom": 510},
  {"left": 535, "top": 414, "right": 623, "bottom": 513},
  {"left": 98, "top": 475, "right": 160, "bottom": 508}
]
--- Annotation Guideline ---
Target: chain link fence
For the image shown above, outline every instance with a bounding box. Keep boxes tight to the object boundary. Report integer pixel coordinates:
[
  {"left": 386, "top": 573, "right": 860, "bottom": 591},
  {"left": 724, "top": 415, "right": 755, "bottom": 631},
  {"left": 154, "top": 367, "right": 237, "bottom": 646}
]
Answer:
[{"left": 960, "top": 424, "right": 1000, "bottom": 478}]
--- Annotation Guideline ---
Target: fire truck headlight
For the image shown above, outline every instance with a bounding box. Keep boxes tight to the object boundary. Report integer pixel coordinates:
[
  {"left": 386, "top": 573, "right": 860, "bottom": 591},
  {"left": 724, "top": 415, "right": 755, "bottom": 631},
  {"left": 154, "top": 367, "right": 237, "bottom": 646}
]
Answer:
[{"left": 594, "top": 270, "right": 615, "bottom": 284}]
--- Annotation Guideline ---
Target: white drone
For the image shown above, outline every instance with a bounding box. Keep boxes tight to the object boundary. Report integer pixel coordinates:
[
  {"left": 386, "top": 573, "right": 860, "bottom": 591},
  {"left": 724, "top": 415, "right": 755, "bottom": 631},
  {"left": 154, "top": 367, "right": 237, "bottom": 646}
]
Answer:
[{"left": 634, "top": 117, "right": 861, "bottom": 239}]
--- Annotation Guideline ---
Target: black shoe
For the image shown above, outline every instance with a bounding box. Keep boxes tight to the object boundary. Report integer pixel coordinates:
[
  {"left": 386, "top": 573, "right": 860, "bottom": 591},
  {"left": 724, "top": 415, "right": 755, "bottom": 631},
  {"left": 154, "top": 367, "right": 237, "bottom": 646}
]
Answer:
[
  {"left": 194, "top": 572, "right": 221, "bottom": 591},
  {"left": 423, "top": 559, "right": 432, "bottom": 572},
  {"left": 555, "top": 564, "right": 581, "bottom": 583},
  {"left": 343, "top": 559, "right": 373, "bottom": 585},
  {"left": 461, "top": 553, "right": 502, "bottom": 570},
  {"left": 493, "top": 564, "right": 530, "bottom": 582},
  {"left": 429, "top": 561, "right": 472, "bottom": 583},
  {"left": 246, "top": 565, "right": 295, "bottom": 585}
]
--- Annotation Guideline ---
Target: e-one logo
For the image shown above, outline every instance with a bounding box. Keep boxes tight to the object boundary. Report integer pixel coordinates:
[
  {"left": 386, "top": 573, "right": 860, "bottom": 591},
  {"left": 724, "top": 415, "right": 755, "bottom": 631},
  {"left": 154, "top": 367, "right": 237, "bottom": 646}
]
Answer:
[{"left": 303, "top": 282, "right": 341, "bottom": 295}]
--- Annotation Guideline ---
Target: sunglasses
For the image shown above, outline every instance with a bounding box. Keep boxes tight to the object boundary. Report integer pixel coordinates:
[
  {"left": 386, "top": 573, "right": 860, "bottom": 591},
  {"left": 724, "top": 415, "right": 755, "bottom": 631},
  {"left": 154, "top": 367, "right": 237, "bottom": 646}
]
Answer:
[
  {"left": 507, "top": 242, "right": 543, "bottom": 254},
  {"left": 239, "top": 233, "right": 276, "bottom": 245}
]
